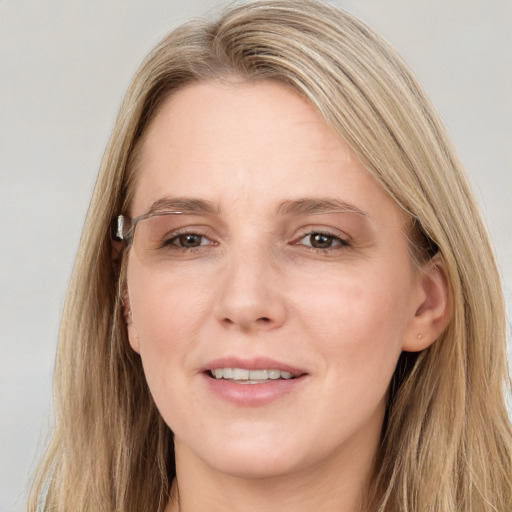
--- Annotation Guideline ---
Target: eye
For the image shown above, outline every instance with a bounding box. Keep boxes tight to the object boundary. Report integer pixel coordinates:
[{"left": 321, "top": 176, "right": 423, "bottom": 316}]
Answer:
[
  {"left": 299, "top": 232, "right": 349, "bottom": 249},
  {"left": 169, "top": 233, "right": 211, "bottom": 248}
]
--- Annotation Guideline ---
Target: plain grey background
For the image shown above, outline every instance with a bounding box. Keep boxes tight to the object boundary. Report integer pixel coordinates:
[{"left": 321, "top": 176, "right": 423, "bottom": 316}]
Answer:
[{"left": 0, "top": 1, "right": 510, "bottom": 511}]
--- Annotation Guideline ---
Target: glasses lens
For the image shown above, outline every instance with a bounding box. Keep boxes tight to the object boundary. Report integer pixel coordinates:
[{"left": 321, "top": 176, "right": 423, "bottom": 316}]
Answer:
[
  {"left": 132, "top": 212, "right": 209, "bottom": 265},
  {"left": 132, "top": 214, "right": 180, "bottom": 263}
]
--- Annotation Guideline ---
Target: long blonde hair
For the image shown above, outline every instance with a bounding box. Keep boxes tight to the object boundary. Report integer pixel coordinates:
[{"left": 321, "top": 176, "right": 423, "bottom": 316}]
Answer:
[{"left": 28, "top": 1, "right": 511, "bottom": 511}]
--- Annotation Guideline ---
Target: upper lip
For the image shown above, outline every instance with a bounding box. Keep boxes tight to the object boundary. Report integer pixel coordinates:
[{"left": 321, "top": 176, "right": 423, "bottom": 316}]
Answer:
[{"left": 201, "top": 356, "right": 307, "bottom": 376}]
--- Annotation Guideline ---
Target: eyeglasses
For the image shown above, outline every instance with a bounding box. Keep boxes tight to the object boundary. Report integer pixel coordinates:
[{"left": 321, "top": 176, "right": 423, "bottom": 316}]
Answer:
[
  {"left": 113, "top": 210, "right": 439, "bottom": 264},
  {"left": 113, "top": 211, "right": 184, "bottom": 244},
  {"left": 112, "top": 210, "right": 216, "bottom": 264}
]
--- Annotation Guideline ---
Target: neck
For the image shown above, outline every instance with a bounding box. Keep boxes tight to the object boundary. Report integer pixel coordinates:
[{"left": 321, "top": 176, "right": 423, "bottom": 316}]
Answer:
[{"left": 166, "top": 435, "right": 378, "bottom": 512}]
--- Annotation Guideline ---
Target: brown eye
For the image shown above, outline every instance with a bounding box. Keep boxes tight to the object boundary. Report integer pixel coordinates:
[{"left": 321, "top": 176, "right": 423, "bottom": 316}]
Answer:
[
  {"left": 309, "top": 233, "right": 335, "bottom": 248},
  {"left": 299, "top": 232, "right": 348, "bottom": 250},
  {"left": 172, "top": 234, "right": 205, "bottom": 248}
]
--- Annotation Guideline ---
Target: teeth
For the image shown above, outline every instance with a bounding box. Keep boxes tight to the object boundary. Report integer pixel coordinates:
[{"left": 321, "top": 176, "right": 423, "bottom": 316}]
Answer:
[
  {"left": 210, "top": 367, "right": 298, "bottom": 381},
  {"left": 249, "top": 370, "right": 268, "bottom": 380},
  {"left": 268, "top": 369, "right": 281, "bottom": 379},
  {"left": 232, "top": 368, "right": 249, "bottom": 380}
]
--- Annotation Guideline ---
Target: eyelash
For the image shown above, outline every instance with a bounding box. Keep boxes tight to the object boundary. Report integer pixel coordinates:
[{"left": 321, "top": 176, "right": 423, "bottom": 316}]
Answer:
[
  {"left": 162, "top": 228, "right": 217, "bottom": 251},
  {"left": 161, "top": 228, "right": 350, "bottom": 253},
  {"left": 292, "top": 229, "right": 351, "bottom": 253}
]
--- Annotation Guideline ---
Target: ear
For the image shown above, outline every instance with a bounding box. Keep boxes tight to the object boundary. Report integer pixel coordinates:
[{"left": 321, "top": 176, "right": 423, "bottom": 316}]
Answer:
[
  {"left": 111, "top": 238, "right": 124, "bottom": 275},
  {"left": 122, "top": 291, "right": 141, "bottom": 354},
  {"left": 112, "top": 239, "right": 123, "bottom": 261},
  {"left": 402, "top": 253, "right": 452, "bottom": 352}
]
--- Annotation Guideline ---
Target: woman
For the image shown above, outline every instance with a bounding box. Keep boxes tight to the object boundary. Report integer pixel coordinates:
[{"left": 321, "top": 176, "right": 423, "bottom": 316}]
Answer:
[{"left": 28, "top": 1, "right": 512, "bottom": 511}]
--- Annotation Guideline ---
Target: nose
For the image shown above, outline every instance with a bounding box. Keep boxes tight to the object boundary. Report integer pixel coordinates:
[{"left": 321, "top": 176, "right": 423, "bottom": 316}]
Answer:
[{"left": 214, "top": 246, "right": 287, "bottom": 332}]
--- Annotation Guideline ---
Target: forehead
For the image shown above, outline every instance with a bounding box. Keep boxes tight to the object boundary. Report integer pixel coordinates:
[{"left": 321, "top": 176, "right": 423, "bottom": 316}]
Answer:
[
  {"left": 140, "top": 79, "right": 348, "bottom": 169},
  {"left": 130, "top": 80, "right": 403, "bottom": 228}
]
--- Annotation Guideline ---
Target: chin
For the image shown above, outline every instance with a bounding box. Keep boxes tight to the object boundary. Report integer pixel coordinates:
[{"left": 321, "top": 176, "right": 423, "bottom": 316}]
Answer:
[
  {"left": 207, "top": 448, "right": 305, "bottom": 480},
  {"left": 176, "top": 424, "right": 311, "bottom": 480}
]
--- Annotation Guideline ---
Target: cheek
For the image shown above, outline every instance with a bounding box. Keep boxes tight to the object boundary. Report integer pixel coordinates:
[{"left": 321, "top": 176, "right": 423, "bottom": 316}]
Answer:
[
  {"left": 126, "top": 263, "right": 215, "bottom": 427},
  {"left": 299, "top": 266, "right": 410, "bottom": 334},
  {"left": 128, "top": 263, "right": 210, "bottom": 342},
  {"left": 297, "top": 283, "right": 405, "bottom": 442},
  {"left": 293, "top": 264, "right": 412, "bottom": 381},
  {"left": 126, "top": 261, "right": 215, "bottom": 402}
]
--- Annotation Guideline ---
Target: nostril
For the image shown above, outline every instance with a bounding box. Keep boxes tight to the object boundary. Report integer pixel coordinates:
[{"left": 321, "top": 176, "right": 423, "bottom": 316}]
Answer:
[{"left": 257, "top": 317, "right": 271, "bottom": 323}]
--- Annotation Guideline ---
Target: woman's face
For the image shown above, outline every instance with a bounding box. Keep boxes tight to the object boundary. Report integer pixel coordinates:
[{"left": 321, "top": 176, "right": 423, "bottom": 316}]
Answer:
[{"left": 126, "top": 80, "right": 429, "bottom": 479}]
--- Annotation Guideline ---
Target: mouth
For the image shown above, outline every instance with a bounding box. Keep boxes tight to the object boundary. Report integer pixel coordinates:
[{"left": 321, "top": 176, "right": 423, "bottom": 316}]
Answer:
[
  {"left": 208, "top": 367, "right": 300, "bottom": 384},
  {"left": 202, "top": 359, "right": 308, "bottom": 405}
]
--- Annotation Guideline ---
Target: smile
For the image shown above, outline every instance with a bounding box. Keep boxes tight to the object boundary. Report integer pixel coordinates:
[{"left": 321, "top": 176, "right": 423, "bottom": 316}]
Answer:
[
  {"left": 202, "top": 360, "right": 308, "bottom": 405},
  {"left": 210, "top": 368, "right": 297, "bottom": 383}
]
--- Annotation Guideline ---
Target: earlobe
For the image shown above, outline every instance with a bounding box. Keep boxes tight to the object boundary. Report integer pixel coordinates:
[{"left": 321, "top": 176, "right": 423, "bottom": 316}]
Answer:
[
  {"left": 122, "top": 292, "right": 141, "bottom": 354},
  {"left": 402, "top": 254, "right": 452, "bottom": 352}
]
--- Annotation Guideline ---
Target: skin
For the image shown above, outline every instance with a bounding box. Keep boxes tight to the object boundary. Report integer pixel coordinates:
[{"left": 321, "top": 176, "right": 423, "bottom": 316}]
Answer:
[{"left": 125, "top": 80, "right": 450, "bottom": 512}]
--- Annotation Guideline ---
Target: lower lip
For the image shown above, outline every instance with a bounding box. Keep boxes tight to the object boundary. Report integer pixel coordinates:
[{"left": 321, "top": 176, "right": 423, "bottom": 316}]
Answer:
[{"left": 202, "top": 373, "right": 307, "bottom": 407}]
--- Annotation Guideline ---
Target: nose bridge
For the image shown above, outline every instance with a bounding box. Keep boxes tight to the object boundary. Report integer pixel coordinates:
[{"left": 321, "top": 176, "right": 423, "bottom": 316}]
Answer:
[{"left": 214, "top": 235, "right": 286, "bottom": 330}]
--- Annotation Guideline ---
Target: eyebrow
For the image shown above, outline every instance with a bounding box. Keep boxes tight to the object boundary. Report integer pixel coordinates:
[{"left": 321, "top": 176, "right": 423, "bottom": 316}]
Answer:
[
  {"left": 277, "top": 198, "right": 368, "bottom": 217},
  {"left": 146, "top": 197, "right": 220, "bottom": 215},
  {"left": 144, "top": 196, "right": 367, "bottom": 218}
]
